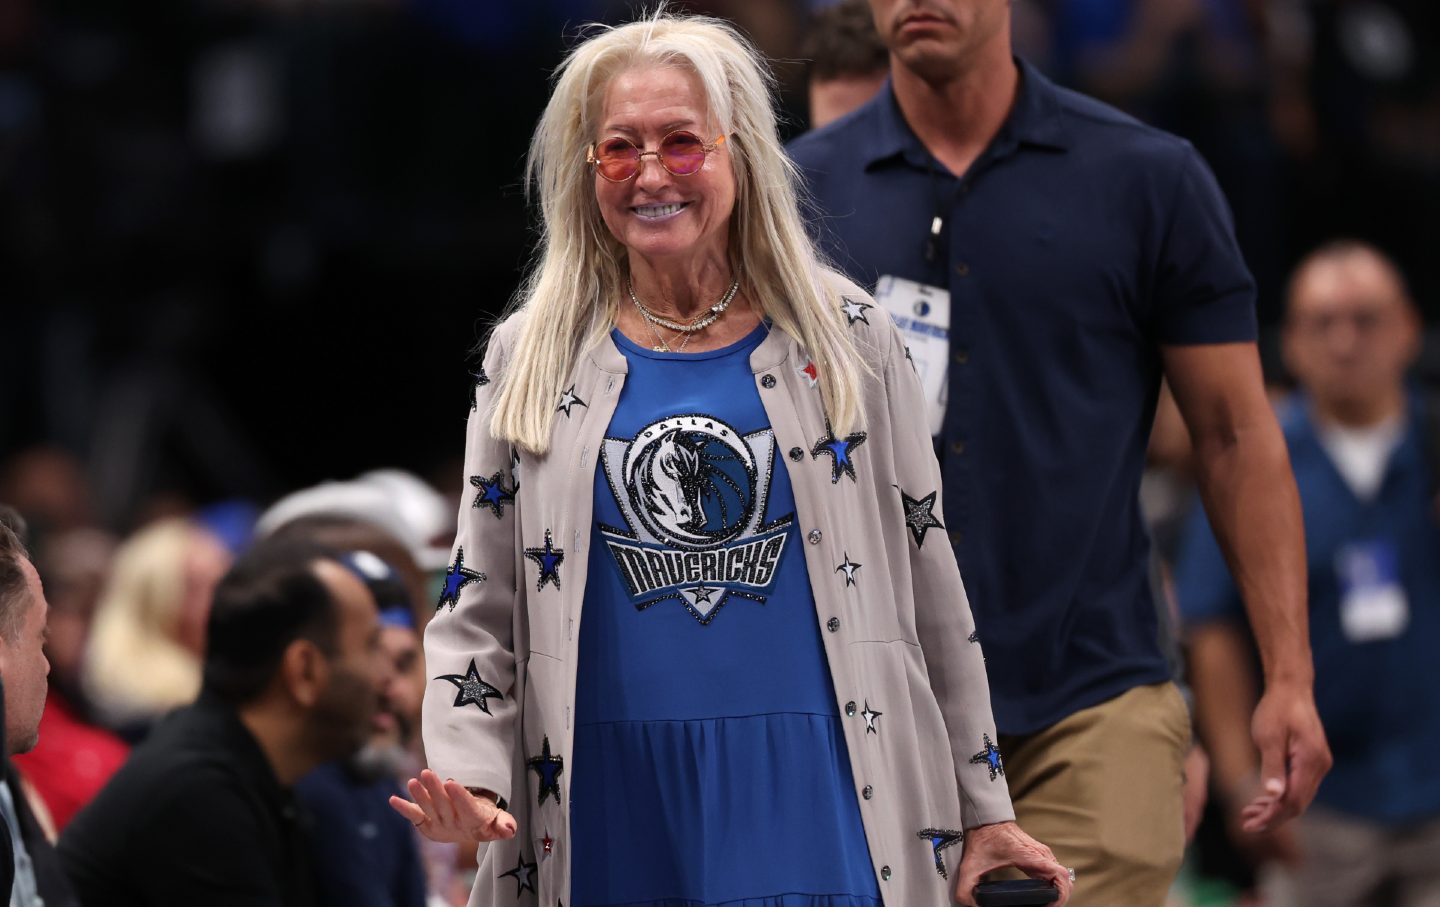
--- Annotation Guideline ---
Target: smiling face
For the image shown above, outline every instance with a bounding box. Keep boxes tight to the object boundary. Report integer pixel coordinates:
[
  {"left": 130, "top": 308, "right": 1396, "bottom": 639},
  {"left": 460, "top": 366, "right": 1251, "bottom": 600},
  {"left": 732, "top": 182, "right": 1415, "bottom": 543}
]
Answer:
[
  {"left": 593, "top": 65, "right": 736, "bottom": 266},
  {"left": 867, "top": 0, "right": 1011, "bottom": 80}
]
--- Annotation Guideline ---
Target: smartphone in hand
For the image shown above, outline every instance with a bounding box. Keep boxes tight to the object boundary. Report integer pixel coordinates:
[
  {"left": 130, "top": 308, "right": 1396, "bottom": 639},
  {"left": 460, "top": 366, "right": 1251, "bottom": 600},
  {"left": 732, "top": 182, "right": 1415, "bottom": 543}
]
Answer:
[{"left": 973, "top": 878, "right": 1060, "bottom": 906}]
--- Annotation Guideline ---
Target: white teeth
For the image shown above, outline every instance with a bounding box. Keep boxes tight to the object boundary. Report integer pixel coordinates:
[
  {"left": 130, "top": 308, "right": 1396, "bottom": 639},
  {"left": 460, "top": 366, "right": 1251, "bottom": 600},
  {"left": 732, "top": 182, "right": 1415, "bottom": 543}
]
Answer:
[{"left": 635, "top": 203, "right": 684, "bottom": 218}]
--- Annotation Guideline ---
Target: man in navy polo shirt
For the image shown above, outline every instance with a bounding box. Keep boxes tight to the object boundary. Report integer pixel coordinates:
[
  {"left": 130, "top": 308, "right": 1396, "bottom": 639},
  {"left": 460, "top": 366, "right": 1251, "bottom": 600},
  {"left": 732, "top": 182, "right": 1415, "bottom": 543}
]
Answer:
[
  {"left": 1176, "top": 242, "right": 1440, "bottom": 907},
  {"left": 788, "top": 1, "right": 1331, "bottom": 902}
]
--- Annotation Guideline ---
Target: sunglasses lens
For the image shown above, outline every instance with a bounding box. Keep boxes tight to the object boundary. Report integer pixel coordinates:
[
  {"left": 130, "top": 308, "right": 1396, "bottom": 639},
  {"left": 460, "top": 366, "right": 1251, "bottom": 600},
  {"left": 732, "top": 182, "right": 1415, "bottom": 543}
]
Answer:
[
  {"left": 660, "top": 132, "right": 707, "bottom": 175},
  {"left": 595, "top": 138, "right": 640, "bottom": 180}
]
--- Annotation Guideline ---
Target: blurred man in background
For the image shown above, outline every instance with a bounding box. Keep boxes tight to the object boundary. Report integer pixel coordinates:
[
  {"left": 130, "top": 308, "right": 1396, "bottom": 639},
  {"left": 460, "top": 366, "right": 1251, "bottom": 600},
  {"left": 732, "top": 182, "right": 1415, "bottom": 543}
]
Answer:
[
  {"left": 1177, "top": 241, "right": 1440, "bottom": 907},
  {"left": 268, "top": 516, "right": 430, "bottom": 907},
  {"left": 0, "top": 505, "right": 78, "bottom": 907},
  {"left": 804, "top": 0, "right": 890, "bottom": 128},
  {"left": 59, "top": 537, "right": 391, "bottom": 906}
]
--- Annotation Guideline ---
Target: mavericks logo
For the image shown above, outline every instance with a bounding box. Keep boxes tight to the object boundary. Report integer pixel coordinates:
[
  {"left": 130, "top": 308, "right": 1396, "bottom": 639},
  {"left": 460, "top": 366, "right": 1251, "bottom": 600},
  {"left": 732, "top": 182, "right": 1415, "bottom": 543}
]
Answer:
[{"left": 600, "top": 414, "right": 792, "bottom": 624}]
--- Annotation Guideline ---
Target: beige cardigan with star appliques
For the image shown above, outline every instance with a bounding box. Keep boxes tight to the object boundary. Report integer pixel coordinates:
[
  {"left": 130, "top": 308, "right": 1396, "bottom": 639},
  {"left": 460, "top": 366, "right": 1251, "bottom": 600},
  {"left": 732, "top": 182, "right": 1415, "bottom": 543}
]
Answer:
[{"left": 423, "top": 272, "right": 1015, "bottom": 906}]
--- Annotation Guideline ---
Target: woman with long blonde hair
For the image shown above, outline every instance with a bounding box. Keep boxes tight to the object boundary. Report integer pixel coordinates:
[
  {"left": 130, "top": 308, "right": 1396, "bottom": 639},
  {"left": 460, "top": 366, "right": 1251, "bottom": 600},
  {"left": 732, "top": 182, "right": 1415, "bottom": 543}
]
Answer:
[
  {"left": 392, "top": 12, "right": 1071, "bottom": 907},
  {"left": 82, "top": 518, "right": 230, "bottom": 735}
]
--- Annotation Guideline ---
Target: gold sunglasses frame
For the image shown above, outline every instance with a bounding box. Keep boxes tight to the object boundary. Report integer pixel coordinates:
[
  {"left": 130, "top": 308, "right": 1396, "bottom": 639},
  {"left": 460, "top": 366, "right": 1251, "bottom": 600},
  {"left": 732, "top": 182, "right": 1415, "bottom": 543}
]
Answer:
[{"left": 586, "top": 132, "right": 728, "bottom": 182}]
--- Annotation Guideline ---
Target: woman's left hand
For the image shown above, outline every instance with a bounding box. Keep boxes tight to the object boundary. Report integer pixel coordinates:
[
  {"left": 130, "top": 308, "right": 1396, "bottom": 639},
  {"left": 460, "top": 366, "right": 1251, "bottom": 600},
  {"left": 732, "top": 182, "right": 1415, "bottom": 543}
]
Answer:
[
  {"left": 953, "top": 820, "right": 1073, "bottom": 906},
  {"left": 388, "top": 769, "right": 518, "bottom": 845}
]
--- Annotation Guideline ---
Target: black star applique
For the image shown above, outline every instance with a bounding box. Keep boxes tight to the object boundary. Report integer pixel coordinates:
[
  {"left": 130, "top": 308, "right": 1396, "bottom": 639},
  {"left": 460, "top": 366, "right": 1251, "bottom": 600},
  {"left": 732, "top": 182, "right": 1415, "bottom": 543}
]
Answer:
[
  {"left": 470, "top": 366, "right": 490, "bottom": 411},
  {"left": 898, "top": 487, "right": 944, "bottom": 548},
  {"left": 811, "top": 423, "right": 868, "bottom": 484},
  {"left": 968, "top": 630, "right": 980, "bottom": 644},
  {"left": 556, "top": 384, "right": 586, "bottom": 417},
  {"left": 436, "top": 547, "right": 486, "bottom": 612},
  {"left": 917, "top": 828, "right": 965, "bottom": 878},
  {"left": 970, "top": 733, "right": 1004, "bottom": 781},
  {"left": 835, "top": 553, "right": 862, "bottom": 587},
  {"left": 841, "top": 296, "right": 873, "bottom": 326},
  {"left": 469, "top": 471, "right": 516, "bottom": 519},
  {"left": 524, "top": 529, "right": 565, "bottom": 591},
  {"left": 527, "top": 736, "right": 564, "bottom": 806},
  {"left": 861, "top": 701, "right": 883, "bottom": 735},
  {"left": 434, "top": 658, "right": 502, "bottom": 714},
  {"left": 497, "top": 852, "right": 537, "bottom": 896}
]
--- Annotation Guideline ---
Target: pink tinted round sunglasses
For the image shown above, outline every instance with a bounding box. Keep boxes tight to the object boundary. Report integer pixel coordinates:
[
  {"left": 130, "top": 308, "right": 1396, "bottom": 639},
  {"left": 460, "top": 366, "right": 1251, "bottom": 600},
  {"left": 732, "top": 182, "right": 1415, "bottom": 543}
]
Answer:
[{"left": 587, "top": 131, "right": 727, "bottom": 182}]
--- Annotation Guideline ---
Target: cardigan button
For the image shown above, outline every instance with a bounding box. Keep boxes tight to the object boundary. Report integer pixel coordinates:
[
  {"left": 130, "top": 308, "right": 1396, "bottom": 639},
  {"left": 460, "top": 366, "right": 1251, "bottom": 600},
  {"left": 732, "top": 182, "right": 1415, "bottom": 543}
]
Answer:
[
  {"left": 845, "top": 701, "right": 856, "bottom": 716},
  {"left": 760, "top": 374, "right": 777, "bottom": 388},
  {"left": 862, "top": 785, "right": 873, "bottom": 800},
  {"left": 808, "top": 529, "right": 822, "bottom": 545},
  {"left": 827, "top": 617, "right": 841, "bottom": 633},
  {"left": 881, "top": 866, "right": 892, "bottom": 881},
  {"left": 788, "top": 446, "right": 804, "bottom": 461}
]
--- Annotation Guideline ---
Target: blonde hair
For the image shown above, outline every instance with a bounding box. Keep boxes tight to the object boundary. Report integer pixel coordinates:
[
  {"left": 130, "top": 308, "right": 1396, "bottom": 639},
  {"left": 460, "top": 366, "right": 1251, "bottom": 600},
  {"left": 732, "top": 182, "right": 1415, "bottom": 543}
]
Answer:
[
  {"left": 83, "top": 519, "right": 218, "bottom": 727},
  {"left": 490, "top": 10, "right": 865, "bottom": 453}
]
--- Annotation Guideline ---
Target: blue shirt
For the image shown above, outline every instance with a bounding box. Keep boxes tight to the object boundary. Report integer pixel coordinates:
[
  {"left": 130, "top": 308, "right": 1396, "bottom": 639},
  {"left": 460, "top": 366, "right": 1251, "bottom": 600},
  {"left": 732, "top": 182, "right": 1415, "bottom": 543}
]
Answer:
[
  {"left": 294, "top": 762, "right": 428, "bottom": 907},
  {"left": 788, "top": 59, "right": 1256, "bottom": 734},
  {"left": 569, "top": 324, "right": 879, "bottom": 906},
  {"left": 1174, "top": 396, "right": 1440, "bottom": 824}
]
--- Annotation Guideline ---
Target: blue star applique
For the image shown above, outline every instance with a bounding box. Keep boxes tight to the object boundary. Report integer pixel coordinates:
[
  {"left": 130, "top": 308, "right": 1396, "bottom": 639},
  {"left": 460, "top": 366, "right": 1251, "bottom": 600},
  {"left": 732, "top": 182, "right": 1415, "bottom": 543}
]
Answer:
[
  {"left": 469, "top": 471, "right": 515, "bottom": 519},
  {"left": 470, "top": 366, "right": 489, "bottom": 411},
  {"left": 556, "top": 384, "right": 586, "bottom": 417},
  {"left": 812, "top": 423, "right": 867, "bottom": 484},
  {"left": 898, "top": 487, "right": 944, "bottom": 548},
  {"left": 434, "top": 658, "right": 502, "bottom": 714},
  {"left": 527, "top": 735, "right": 564, "bottom": 806},
  {"left": 498, "top": 853, "right": 537, "bottom": 896},
  {"left": 969, "top": 733, "right": 1004, "bottom": 781},
  {"left": 917, "top": 827, "right": 965, "bottom": 879},
  {"left": 835, "top": 553, "right": 862, "bottom": 587},
  {"left": 841, "top": 296, "right": 873, "bottom": 326},
  {"left": 436, "top": 547, "right": 486, "bottom": 612},
  {"left": 524, "top": 529, "right": 565, "bottom": 591}
]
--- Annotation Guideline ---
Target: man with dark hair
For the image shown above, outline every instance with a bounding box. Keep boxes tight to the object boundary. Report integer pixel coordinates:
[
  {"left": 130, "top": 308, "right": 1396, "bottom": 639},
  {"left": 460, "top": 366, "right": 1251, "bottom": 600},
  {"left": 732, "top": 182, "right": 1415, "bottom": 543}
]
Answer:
[
  {"left": 58, "top": 537, "right": 391, "bottom": 906},
  {"left": 804, "top": 0, "right": 890, "bottom": 128},
  {"left": 0, "top": 505, "right": 77, "bottom": 907},
  {"left": 0, "top": 508, "right": 49, "bottom": 759},
  {"left": 789, "top": 1, "right": 1330, "bottom": 902}
]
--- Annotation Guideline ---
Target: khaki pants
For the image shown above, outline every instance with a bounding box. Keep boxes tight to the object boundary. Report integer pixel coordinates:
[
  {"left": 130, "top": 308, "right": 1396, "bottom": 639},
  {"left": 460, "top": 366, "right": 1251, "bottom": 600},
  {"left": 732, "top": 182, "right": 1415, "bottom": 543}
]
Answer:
[
  {"left": 997, "top": 682, "right": 1190, "bottom": 907},
  {"left": 1293, "top": 806, "right": 1440, "bottom": 907}
]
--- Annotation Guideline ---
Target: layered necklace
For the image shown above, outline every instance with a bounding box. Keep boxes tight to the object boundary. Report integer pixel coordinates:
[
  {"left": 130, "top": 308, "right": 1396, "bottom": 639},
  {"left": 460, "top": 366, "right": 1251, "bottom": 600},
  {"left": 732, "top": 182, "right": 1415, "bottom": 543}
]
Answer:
[{"left": 628, "top": 274, "right": 740, "bottom": 353}]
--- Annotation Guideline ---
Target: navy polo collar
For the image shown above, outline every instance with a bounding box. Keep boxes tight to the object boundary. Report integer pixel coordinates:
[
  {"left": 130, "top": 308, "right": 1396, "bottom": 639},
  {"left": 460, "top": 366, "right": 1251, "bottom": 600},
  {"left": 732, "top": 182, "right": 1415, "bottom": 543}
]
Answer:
[{"left": 860, "top": 56, "right": 1069, "bottom": 171}]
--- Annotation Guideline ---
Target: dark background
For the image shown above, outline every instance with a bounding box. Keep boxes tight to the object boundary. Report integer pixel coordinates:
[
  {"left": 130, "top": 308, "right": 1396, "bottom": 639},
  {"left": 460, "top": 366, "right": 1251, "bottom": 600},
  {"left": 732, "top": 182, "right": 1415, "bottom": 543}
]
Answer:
[{"left": 3, "top": 0, "right": 1437, "bottom": 529}]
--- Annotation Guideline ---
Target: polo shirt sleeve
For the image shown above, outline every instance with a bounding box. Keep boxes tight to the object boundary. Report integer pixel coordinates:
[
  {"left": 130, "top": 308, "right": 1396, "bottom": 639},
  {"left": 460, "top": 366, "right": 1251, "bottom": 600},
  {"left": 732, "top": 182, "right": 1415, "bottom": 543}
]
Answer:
[
  {"left": 1150, "top": 143, "right": 1258, "bottom": 345},
  {"left": 1171, "top": 497, "right": 1246, "bottom": 625}
]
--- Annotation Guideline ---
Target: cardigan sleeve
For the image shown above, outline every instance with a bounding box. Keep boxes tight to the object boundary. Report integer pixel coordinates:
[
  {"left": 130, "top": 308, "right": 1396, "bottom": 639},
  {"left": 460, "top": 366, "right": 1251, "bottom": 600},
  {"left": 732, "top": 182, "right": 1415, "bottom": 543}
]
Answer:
[
  {"left": 420, "top": 317, "right": 524, "bottom": 804},
  {"left": 876, "top": 316, "right": 1017, "bottom": 830}
]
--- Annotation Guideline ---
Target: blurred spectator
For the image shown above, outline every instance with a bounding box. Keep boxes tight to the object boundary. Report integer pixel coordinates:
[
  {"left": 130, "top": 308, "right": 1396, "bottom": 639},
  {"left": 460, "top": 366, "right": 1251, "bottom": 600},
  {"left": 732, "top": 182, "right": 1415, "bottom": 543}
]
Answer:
[
  {"left": 13, "top": 528, "right": 130, "bottom": 831},
  {"left": 1176, "top": 240, "right": 1440, "bottom": 906},
  {"left": 81, "top": 517, "right": 230, "bottom": 737},
  {"left": 59, "top": 536, "right": 390, "bottom": 906},
  {"left": 0, "top": 506, "right": 79, "bottom": 907},
  {"left": 257, "top": 468, "right": 455, "bottom": 620},
  {"left": 0, "top": 448, "right": 95, "bottom": 538},
  {"left": 266, "top": 517, "right": 432, "bottom": 907},
  {"left": 803, "top": 0, "right": 889, "bottom": 128}
]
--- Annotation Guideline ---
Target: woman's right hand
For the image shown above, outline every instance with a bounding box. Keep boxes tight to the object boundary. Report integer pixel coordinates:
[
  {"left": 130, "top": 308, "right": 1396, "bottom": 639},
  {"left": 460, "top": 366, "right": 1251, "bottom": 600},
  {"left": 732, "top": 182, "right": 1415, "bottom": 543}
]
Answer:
[{"left": 388, "top": 768, "right": 518, "bottom": 844}]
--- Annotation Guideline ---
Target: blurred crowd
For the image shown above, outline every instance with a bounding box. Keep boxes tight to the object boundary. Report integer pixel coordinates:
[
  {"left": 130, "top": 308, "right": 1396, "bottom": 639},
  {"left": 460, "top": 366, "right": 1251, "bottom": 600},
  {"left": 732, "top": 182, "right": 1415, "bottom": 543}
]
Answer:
[{"left": 2, "top": 1, "right": 1439, "bottom": 906}]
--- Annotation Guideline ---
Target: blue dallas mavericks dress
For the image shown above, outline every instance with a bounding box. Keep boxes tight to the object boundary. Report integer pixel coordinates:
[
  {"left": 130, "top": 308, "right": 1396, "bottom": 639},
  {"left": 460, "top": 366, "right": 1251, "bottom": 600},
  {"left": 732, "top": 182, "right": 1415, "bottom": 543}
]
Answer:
[{"left": 569, "top": 324, "right": 882, "bottom": 906}]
